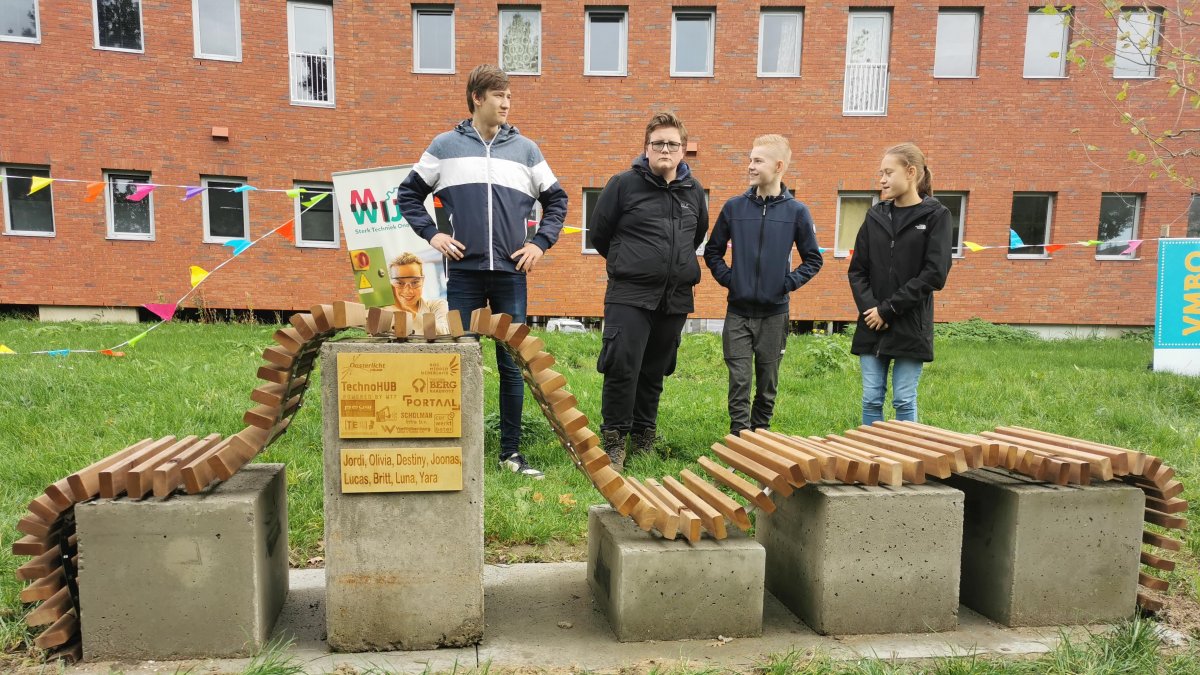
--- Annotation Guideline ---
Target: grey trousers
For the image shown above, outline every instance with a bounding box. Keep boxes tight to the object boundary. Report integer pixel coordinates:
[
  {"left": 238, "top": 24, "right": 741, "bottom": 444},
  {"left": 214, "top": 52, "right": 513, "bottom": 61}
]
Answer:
[{"left": 722, "top": 311, "right": 789, "bottom": 435}]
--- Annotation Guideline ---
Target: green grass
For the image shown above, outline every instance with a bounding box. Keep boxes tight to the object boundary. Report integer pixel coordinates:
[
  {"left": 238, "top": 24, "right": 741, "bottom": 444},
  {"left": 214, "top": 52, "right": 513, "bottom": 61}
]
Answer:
[{"left": 2, "top": 318, "right": 1200, "bottom": 663}]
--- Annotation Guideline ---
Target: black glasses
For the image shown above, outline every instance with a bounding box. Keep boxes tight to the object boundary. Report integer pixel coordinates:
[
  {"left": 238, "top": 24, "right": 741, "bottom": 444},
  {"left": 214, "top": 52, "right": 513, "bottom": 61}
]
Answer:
[{"left": 648, "top": 141, "right": 683, "bottom": 153}]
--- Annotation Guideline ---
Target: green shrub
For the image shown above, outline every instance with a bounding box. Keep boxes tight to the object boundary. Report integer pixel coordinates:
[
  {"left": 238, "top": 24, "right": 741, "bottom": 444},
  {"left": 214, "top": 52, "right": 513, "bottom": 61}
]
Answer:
[{"left": 935, "top": 318, "right": 1038, "bottom": 342}]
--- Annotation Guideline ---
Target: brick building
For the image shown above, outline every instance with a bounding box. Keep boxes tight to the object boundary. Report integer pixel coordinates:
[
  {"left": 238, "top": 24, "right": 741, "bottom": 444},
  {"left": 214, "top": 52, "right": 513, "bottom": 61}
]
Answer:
[{"left": 2, "top": 1, "right": 1197, "bottom": 327}]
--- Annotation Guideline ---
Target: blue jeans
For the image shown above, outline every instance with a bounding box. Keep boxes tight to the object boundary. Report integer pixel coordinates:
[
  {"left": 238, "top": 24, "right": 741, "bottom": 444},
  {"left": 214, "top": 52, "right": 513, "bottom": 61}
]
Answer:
[
  {"left": 448, "top": 270, "right": 527, "bottom": 458},
  {"left": 860, "top": 355, "right": 924, "bottom": 425}
]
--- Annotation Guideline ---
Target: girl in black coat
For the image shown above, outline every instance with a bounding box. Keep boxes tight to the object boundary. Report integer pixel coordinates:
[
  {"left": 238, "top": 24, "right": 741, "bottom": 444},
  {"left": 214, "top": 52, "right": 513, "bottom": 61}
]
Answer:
[{"left": 847, "top": 143, "right": 953, "bottom": 425}]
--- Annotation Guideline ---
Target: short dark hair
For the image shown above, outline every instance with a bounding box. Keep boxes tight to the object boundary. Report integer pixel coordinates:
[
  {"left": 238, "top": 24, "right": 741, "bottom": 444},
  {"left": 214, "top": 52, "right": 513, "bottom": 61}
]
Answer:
[
  {"left": 466, "top": 64, "right": 510, "bottom": 113},
  {"left": 643, "top": 111, "right": 688, "bottom": 148}
]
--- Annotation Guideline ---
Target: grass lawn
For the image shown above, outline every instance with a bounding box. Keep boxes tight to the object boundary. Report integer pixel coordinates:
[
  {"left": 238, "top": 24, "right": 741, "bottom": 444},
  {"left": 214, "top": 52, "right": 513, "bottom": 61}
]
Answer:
[{"left": 1, "top": 317, "right": 1199, "bottom": 668}]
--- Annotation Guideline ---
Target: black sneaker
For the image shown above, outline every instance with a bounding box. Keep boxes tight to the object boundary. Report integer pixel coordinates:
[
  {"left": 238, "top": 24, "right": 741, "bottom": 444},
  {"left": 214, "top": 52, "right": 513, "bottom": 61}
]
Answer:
[{"left": 499, "top": 453, "right": 544, "bottom": 479}]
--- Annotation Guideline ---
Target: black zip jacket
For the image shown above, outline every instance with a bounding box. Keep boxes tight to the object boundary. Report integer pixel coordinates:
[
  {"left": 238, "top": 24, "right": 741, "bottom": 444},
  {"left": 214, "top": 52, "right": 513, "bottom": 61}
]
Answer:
[
  {"left": 590, "top": 156, "right": 709, "bottom": 314},
  {"left": 847, "top": 196, "right": 953, "bottom": 362},
  {"left": 703, "top": 185, "right": 823, "bottom": 318}
]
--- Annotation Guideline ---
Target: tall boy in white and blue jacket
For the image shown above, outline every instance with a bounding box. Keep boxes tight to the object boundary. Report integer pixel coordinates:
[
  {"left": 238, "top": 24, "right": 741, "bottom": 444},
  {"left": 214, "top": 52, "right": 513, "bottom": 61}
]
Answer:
[{"left": 396, "top": 64, "right": 568, "bottom": 479}]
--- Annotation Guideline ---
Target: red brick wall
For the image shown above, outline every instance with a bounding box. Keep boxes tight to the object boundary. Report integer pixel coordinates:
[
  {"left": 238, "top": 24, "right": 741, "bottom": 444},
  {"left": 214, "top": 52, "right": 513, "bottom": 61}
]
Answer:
[{"left": 0, "top": 1, "right": 1190, "bottom": 324}]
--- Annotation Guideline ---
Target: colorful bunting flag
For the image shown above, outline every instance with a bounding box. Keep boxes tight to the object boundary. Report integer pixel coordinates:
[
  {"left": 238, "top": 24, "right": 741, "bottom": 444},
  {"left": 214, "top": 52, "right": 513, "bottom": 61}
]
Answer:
[
  {"left": 231, "top": 185, "right": 257, "bottom": 193},
  {"left": 27, "top": 176, "right": 53, "bottom": 195},
  {"left": 224, "top": 239, "right": 252, "bottom": 256},
  {"left": 963, "top": 241, "right": 986, "bottom": 252},
  {"left": 285, "top": 188, "right": 307, "bottom": 199},
  {"left": 190, "top": 266, "right": 209, "bottom": 287},
  {"left": 143, "top": 303, "right": 178, "bottom": 321},
  {"left": 0, "top": 345, "right": 14, "bottom": 354},
  {"left": 561, "top": 227, "right": 582, "bottom": 234},
  {"left": 183, "top": 186, "right": 206, "bottom": 201},
  {"left": 127, "top": 184, "right": 157, "bottom": 202},
  {"left": 277, "top": 219, "right": 295, "bottom": 242},
  {"left": 99, "top": 349, "right": 125, "bottom": 357},
  {"left": 1045, "top": 244, "right": 1066, "bottom": 254},
  {"left": 818, "top": 247, "right": 829, "bottom": 254},
  {"left": 1121, "top": 239, "right": 1144, "bottom": 255},
  {"left": 48, "top": 349, "right": 69, "bottom": 357},
  {"left": 84, "top": 181, "right": 106, "bottom": 203},
  {"left": 127, "top": 331, "right": 150, "bottom": 348},
  {"left": 1077, "top": 240, "right": 1103, "bottom": 247},
  {"left": 301, "top": 193, "right": 328, "bottom": 208},
  {"left": 1009, "top": 229, "right": 1026, "bottom": 249}
]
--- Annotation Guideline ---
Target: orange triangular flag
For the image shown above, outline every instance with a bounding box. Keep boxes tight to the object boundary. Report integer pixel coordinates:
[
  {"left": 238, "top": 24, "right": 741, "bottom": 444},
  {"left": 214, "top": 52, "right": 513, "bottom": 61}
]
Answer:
[
  {"left": 277, "top": 219, "right": 295, "bottom": 242},
  {"left": 84, "top": 181, "right": 106, "bottom": 203},
  {"left": 1045, "top": 244, "right": 1066, "bottom": 254}
]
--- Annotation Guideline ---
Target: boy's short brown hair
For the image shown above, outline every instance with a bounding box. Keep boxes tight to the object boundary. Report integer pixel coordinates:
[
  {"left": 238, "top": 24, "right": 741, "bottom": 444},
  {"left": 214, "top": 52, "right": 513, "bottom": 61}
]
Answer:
[
  {"left": 466, "top": 64, "right": 510, "bottom": 113},
  {"left": 643, "top": 111, "right": 688, "bottom": 148}
]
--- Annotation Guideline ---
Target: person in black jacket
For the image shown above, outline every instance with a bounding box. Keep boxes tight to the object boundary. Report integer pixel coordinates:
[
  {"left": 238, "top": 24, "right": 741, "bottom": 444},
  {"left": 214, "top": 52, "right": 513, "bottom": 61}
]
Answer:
[
  {"left": 847, "top": 143, "right": 953, "bottom": 425},
  {"left": 591, "top": 112, "right": 709, "bottom": 471},
  {"left": 704, "top": 135, "right": 822, "bottom": 435}
]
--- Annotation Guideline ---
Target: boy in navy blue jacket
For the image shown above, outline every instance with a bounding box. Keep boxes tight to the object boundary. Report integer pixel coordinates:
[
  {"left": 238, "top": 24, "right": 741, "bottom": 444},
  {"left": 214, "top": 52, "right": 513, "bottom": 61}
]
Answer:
[{"left": 703, "top": 135, "right": 823, "bottom": 435}]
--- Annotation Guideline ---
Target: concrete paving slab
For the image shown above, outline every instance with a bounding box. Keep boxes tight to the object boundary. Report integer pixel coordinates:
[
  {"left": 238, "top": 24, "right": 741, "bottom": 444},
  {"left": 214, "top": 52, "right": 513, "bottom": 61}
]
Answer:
[{"left": 63, "top": 563, "right": 1105, "bottom": 674}]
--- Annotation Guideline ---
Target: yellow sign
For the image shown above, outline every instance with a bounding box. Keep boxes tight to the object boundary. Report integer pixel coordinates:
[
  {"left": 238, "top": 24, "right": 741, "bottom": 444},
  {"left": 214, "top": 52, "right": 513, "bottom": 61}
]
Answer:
[
  {"left": 340, "top": 447, "right": 463, "bottom": 493},
  {"left": 337, "top": 353, "right": 461, "bottom": 438}
]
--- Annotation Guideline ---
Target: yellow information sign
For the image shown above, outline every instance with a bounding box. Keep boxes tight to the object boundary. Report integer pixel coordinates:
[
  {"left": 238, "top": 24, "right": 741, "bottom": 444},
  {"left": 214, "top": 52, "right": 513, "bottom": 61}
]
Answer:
[
  {"left": 337, "top": 352, "right": 462, "bottom": 438},
  {"left": 340, "top": 447, "right": 463, "bottom": 493}
]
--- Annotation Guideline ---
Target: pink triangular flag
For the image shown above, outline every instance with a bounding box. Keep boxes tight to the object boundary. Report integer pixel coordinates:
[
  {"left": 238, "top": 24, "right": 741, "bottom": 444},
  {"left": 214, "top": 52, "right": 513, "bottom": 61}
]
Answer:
[
  {"left": 127, "top": 184, "right": 157, "bottom": 202},
  {"left": 1120, "top": 239, "right": 1144, "bottom": 255},
  {"left": 277, "top": 219, "right": 295, "bottom": 242},
  {"left": 84, "top": 181, "right": 106, "bottom": 203},
  {"left": 143, "top": 303, "right": 178, "bottom": 321}
]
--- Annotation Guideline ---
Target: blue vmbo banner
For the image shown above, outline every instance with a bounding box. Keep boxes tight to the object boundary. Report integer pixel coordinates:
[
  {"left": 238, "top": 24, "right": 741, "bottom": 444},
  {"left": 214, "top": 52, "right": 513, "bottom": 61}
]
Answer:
[{"left": 1154, "top": 238, "right": 1200, "bottom": 376}]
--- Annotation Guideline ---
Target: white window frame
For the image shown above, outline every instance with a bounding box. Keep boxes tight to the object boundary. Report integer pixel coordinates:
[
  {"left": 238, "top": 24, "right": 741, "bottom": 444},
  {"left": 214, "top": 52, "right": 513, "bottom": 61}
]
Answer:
[
  {"left": 671, "top": 10, "right": 715, "bottom": 77},
  {"left": 499, "top": 7, "right": 541, "bottom": 76},
  {"left": 581, "top": 188, "right": 602, "bottom": 254},
  {"left": 1007, "top": 192, "right": 1055, "bottom": 259},
  {"left": 584, "top": 9, "right": 627, "bottom": 76},
  {"left": 938, "top": 192, "right": 969, "bottom": 258},
  {"left": 201, "top": 176, "right": 250, "bottom": 243},
  {"left": 1, "top": 0, "right": 41, "bottom": 44},
  {"left": 933, "top": 10, "right": 980, "bottom": 78},
  {"left": 1, "top": 165, "right": 55, "bottom": 237},
  {"left": 1023, "top": 10, "right": 1069, "bottom": 78},
  {"left": 287, "top": 1, "right": 335, "bottom": 107},
  {"left": 104, "top": 170, "right": 155, "bottom": 241},
  {"left": 834, "top": 192, "right": 879, "bottom": 257},
  {"left": 192, "top": 0, "right": 242, "bottom": 61},
  {"left": 93, "top": 0, "right": 145, "bottom": 53},
  {"left": 758, "top": 9, "right": 802, "bottom": 78},
  {"left": 294, "top": 182, "right": 339, "bottom": 249},
  {"left": 1113, "top": 8, "right": 1161, "bottom": 79},
  {"left": 414, "top": 7, "right": 455, "bottom": 74},
  {"left": 1096, "top": 193, "right": 1142, "bottom": 260}
]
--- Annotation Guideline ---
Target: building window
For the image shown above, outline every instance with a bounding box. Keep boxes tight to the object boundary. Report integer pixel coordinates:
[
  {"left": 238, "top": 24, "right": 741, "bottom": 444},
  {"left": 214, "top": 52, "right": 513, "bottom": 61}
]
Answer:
[
  {"left": 294, "top": 183, "right": 338, "bottom": 248},
  {"left": 938, "top": 192, "right": 968, "bottom": 257},
  {"left": 202, "top": 177, "right": 249, "bottom": 242},
  {"left": 105, "top": 171, "right": 154, "bottom": 240},
  {"left": 1096, "top": 193, "right": 1142, "bottom": 258},
  {"left": 1, "top": 0, "right": 40, "bottom": 43},
  {"left": 835, "top": 192, "right": 879, "bottom": 256},
  {"left": 500, "top": 8, "right": 540, "bottom": 75},
  {"left": 934, "top": 10, "right": 980, "bottom": 78},
  {"left": 672, "top": 10, "right": 714, "bottom": 77},
  {"left": 1024, "top": 10, "right": 1069, "bottom": 78},
  {"left": 585, "top": 10, "right": 626, "bottom": 76},
  {"left": 193, "top": 0, "right": 241, "bottom": 61},
  {"left": 759, "top": 10, "right": 802, "bottom": 77},
  {"left": 1009, "top": 193, "right": 1054, "bottom": 257},
  {"left": 1189, "top": 195, "right": 1200, "bottom": 238},
  {"left": 414, "top": 7, "right": 454, "bottom": 73},
  {"left": 2, "top": 166, "right": 54, "bottom": 236},
  {"left": 843, "top": 11, "right": 890, "bottom": 115},
  {"left": 581, "top": 188, "right": 601, "bottom": 254},
  {"left": 1114, "top": 9, "right": 1161, "bottom": 78},
  {"left": 288, "top": 1, "right": 334, "bottom": 106},
  {"left": 94, "top": 0, "right": 144, "bottom": 52}
]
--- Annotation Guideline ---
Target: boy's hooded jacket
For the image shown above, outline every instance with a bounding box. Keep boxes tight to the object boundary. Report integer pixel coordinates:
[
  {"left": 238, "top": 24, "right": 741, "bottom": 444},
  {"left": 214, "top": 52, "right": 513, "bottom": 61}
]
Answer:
[
  {"left": 847, "top": 196, "right": 953, "bottom": 362},
  {"left": 703, "top": 185, "right": 823, "bottom": 318},
  {"left": 590, "top": 156, "right": 709, "bottom": 315},
  {"left": 396, "top": 120, "right": 569, "bottom": 274}
]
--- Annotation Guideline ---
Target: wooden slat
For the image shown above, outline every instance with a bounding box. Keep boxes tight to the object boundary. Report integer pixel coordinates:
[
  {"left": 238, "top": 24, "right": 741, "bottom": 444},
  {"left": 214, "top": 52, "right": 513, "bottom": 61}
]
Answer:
[
  {"left": 697, "top": 456, "right": 775, "bottom": 514},
  {"left": 1137, "top": 592, "right": 1164, "bottom": 612},
  {"left": 44, "top": 478, "right": 75, "bottom": 510},
  {"left": 1138, "top": 572, "right": 1169, "bottom": 591},
  {"left": 489, "top": 313, "right": 513, "bottom": 342},
  {"left": 309, "top": 303, "right": 336, "bottom": 332},
  {"left": 644, "top": 479, "right": 701, "bottom": 543},
  {"left": 625, "top": 478, "right": 678, "bottom": 539},
  {"left": 469, "top": 306, "right": 493, "bottom": 335},
  {"left": 843, "top": 428, "right": 955, "bottom": 477},
  {"left": 272, "top": 326, "right": 305, "bottom": 353},
  {"left": 1137, "top": 480, "right": 1185, "bottom": 500},
  {"left": 244, "top": 402, "right": 281, "bottom": 430},
  {"left": 422, "top": 312, "right": 438, "bottom": 339},
  {"left": 180, "top": 438, "right": 234, "bottom": 494},
  {"left": 710, "top": 443, "right": 792, "bottom": 496},
  {"left": 504, "top": 323, "right": 531, "bottom": 348},
  {"left": 558, "top": 408, "right": 589, "bottom": 435},
  {"left": 262, "top": 345, "right": 296, "bottom": 369},
  {"left": 27, "top": 494, "right": 61, "bottom": 524},
  {"left": 126, "top": 435, "right": 203, "bottom": 499},
  {"left": 994, "top": 426, "right": 1131, "bottom": 475},
  {"left": 858, "top": 424, "right": 969, "bottom": 472},
  {"left": 589, "top": 465, "right": 625, "bottom": 501},
  {"left": 881, "top": 421, "right": 990, "bottom": 469},
  {"left": 16, "top": 546, "right": 62, "bottom": 581},
  {"left": 33, "top": 609, "right": 76, "bottom": 649},
  {"left": 518, "top": 336, "right": 546, "bottom": 361},
  {"left": 681, "top": 469, "right": 751, "bottom": 531},
  {"left": 982, "top": 431, "right": 1110, "bottom": 482},
  {"left": 724, "top": 435, "right": 805, "bottom": 487},
  {"left": 532, "top": 369, "right": 567, "bottom": 396},
  {"left": 288, "top": 312, "right": 320, "bottom": 341},
  {"left": 25, "top": 585, "right": 71, "bottom": 627},
  {"left": 1144, "top": 508, "right": 1188, "bottom": 530},
  {"left": 65, "top": 437, "right": 156, "bottom": 501},
  {"left": 1141, "top": 551, "right": 1176, "bottom": 572},
  {"left": 760, "top": 432, "right": 839, "bottom": 479},
  {"left": 209, "top": 425, "right": 270, "bottom": 481},
  {"left": 827, "top": 435, "right": 925, "bottom": 484},
  {"left": 366, "top": 306, "right": 396, "bottom": 336},
  {"left": 48, "top": 636, "right": 82, "bottom": 663},
  {"left": 19, "top": 568, "right": 64, "bottom": 603},
  {"left": 16, "top": 514, "right": 52, "bottom": 538},
  {"left": 663, "top": 476, "right": 727, "bottom": 539},
  {"left": 12, "top": 534, "right": 53, "bottom": 556},
  {"left": 333, "top": 301, "right": 367, "bottom": 328},
  {"left": 447, "top": 310, "right": 464, "bottom": 337},
  {"left": 578, "top": 447, "right": 610, "bottom": 473},
  {"left": 810, "top": 440, "right": 878, "bottom": 485},
  {"left": 1143, "top": 530, "right": 1183, "bottom": 552},
  {"left": 1145, "top": 496, "right": 1188, "bottom": 514},
  {"left": 823, "top": 439, "right": 904, "bottom": 486},
  {"left": 527, "top": 351, "right": 556, "bottom": 373},
  {"left": 99, "top": 436, "right": 178, "bottom": 499},
  {"left": 738, "top": 431, "right": 822, "bottom": 482},
  {"left": 569, "top": 426, "right": 600, "bottom": 453}
]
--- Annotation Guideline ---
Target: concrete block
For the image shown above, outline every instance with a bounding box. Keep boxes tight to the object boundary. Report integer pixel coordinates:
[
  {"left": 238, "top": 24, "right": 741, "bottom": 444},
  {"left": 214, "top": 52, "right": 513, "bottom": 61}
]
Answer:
[
  {"left": 77, "top": 464, "right": 288, "bottom": 660},
  {"left": 587, "top": 505, "right": 765, "bottom": 642},
  {"left": 757, "top": 483, "right": 963, "bottom": 635},
  {"left": 943, "top": 468, "right": 1143, "bottom": 626},
  {"left": 322, "top": 341, "right": 484, "bottom": 651}
]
